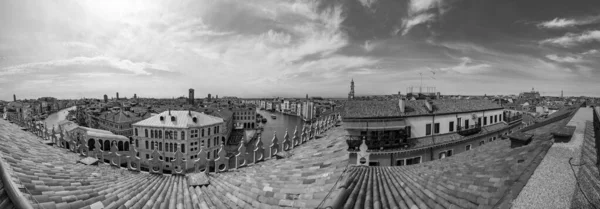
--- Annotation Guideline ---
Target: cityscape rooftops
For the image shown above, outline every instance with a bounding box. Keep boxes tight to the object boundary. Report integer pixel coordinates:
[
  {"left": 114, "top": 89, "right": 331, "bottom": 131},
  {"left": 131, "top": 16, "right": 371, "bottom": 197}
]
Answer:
[
  {"left": 343, "top": 99, "right": 503, "bottom": 119},
  {"left": 133, "top": 110, "right": 223, "bottom": 128}
]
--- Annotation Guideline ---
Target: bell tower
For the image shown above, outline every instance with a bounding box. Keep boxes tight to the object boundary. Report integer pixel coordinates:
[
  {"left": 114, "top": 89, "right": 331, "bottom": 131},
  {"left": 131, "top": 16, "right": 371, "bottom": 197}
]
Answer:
[{"left": 348, "top": 79, "right": 355, "bottom": 100}]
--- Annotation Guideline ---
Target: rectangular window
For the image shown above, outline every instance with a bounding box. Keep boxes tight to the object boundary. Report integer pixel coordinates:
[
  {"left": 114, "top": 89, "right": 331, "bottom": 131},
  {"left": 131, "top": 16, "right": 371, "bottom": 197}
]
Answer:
[
  {"left": 494, "top": 115, "right": 498, "bottom": 123},
  {"left": 150, "top": 130, "right": 154, "bottom": 138},
  {"left": 406, "top": 157, "right": 422, "bottom": 165},
  {"left": 465, "top": 120, "right": 470, "bottom": 128},
  {"left": 434, "top": 123, "right": 440, "bottom": 134},
  {"left": 368, "top": 162, "right": 380, "bottom": 166},
  {"left": 484, "top": 117, "right": 487, "bottom": 125},
  {"left": 479, "top": 141, "right": 485, "bottom": 146},
  {"left": 426, "top": 124, "right": 432, "bottom": 136},
  {"left": 466, "top": 145, "right": 471, "bottom": 151},
  {"left": 396, "top": 159, "right": 405, "bottom": 166},
  {"left": 202, "top": 129, "right": 205, "bottom": 137},
  {"left": 145, "top": 141, "right": 149, "bottom": 149},
  {"left": 478, "top": 117, "right": 481, "bottom": 125},
  {"left": 447, "top": 150, "right": 453, "bottom": 157},
  {"left": 449, "top": 121, "right": 454, "bottom": 132},
  {"left": 182, "top": 144, "right": 185, "bottom": 153}
]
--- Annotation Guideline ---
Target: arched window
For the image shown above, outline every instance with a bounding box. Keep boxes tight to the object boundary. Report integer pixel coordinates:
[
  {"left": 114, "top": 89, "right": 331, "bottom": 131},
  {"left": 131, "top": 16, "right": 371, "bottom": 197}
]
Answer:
[
  {"left": 135, "top": 128, "right": 138, "bottom": 136},
  {"left": 124, "top": 142, "right": 129, "bottom": 151},
  {"left": 202, "top": 129, "right": 205, "bottom": 137},
  {"left": 88, "top": 139, "right": 96, "bottom": 151},
  {"left": 159, "top": 142, "right": 163, "bottom": 151},
  {"left": 170, "top": 143, "right": 174, "bottom": 152},
  {"left": 135, "top": 139, "right": 139, "bottom": 148},
  {"left": 181, "top": 131, "right": 185, "bottom": 140},
  {"left": 145, "top": 140, "right": 148, "bottom": 149},
  {"left": 151, "top": 130, "right": 154, "bottom": 138},
  {"left": 151, "top": 141, "right": 154, "bottom": 150},
  {"left": 181, "top": 144, "right": 185, "bottom": 153},
  {"left": 174, "top": 131, "right": 178, "bottom": 140},
  {"left": 159, "top": 130, "right": 162, "bottom": 139},
  {"left": 104, "top": 140, "right": 110, "bottom": 151},
  {"left": 118, "top": 141, "right": 124, "bottom": 151}
]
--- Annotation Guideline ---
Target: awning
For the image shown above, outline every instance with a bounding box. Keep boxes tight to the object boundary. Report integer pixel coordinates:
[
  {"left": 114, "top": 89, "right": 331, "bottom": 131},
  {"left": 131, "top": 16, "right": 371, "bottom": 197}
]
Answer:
[{"left": 344, "top": 120, "right": 407, "bottom": 130}]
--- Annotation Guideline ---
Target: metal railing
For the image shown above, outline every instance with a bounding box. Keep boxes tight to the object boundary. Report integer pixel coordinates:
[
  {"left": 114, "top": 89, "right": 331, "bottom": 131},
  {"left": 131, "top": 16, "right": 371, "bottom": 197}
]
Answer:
[
  {"left": 505, "top": 115, "right": 523, "bottom": 124},
  {"left": 457, "top": 123, "right": 482, "bottom": 136},
  {"left": 346, "top": 136, "right": 412, "bottom": 151}
]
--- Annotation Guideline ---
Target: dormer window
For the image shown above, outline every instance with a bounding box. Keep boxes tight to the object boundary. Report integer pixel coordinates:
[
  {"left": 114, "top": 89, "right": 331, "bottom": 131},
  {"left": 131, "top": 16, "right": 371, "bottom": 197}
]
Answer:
[
  {"left": 171, "top": 116, "right": 176, "bottom": 121},
  {"left": 159, "top": 116, "right": 164, "bottom": 121},
  {"left": 192, "top": 117, "right": 197, "bottom": 123}
]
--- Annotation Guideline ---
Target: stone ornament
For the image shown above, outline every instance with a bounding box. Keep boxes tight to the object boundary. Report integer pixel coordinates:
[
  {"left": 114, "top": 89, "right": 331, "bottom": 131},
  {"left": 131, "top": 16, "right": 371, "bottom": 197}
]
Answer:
[
  {"left": 292, "top": 126, "right": 300, "bottom": 148},
  {"left": 235, "top": 141, "right": 247, "bottom": 169},
  {"left": 110, "top": 141, "right": 121, "bottom": 167},
  {"left": 269, "top": 132, "right": 279, "bottom": 158},
  {"left": 282, "top": 129, "right": 291, "bottom": 151},
  {"left": 173, "top": 149, "right": 186, "bottom": 175},
  {"left": 193, "top": 146, "right": 209, "bottom": 174},
  {"left": 215, "top": 144, "right": 229, "bottom": 173},
  {"left": 149, "top": 149, "right": 163, "bottom": 174},
  {"left": 127, "top": 146, "right": 141, "bottom": 172},
  {"left": 357, "top": 140, "right": 370, "bottom": 166},
  {"left": 253, "top": 136, "right": 265, "bottom": 163}
]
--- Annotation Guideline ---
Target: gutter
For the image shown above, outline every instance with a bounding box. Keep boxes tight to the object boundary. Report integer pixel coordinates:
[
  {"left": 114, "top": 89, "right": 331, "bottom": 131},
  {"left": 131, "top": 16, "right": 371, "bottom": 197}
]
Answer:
[{"left": 0, "top": 159, "right": 34, "bottom": 209}]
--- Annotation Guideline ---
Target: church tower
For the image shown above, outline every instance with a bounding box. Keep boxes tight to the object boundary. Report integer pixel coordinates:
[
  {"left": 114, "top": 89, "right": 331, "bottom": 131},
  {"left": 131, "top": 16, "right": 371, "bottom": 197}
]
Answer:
[{"left": 348, "top": 79, "right": 355, "bottom": 100}]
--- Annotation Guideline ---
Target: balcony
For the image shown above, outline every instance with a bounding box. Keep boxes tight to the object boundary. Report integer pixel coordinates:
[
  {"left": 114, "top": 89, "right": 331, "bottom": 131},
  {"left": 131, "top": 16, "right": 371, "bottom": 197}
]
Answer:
[
  {"left": 456, "top": 124, "right": 481, "bottom": 136},
  {"left": 346, "top": 136, "right": 413, "bottom": 151},
  {"left": 505, "top": 115, "right": 523, "bottom": 124}
]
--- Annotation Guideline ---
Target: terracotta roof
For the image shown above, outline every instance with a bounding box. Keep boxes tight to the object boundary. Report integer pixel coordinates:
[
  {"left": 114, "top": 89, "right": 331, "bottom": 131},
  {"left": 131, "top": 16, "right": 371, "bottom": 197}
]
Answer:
[
  {"left": 133, "top": 110, "right": 224, "bottom": 128},
  {"left": 0, "top": 180, "right": 15, "bottom": 209},
  {"left": 343, "top": 99, "right": 502, "bottom": 118},
  {"left": 0, "top": 118, "right": 349, "bottom": 209},
  {"left": 570, "top": 121, "right": 600, "bottom": 208},
  {"left": 99, "top": 110, "right": 147, "bottom": 123}
]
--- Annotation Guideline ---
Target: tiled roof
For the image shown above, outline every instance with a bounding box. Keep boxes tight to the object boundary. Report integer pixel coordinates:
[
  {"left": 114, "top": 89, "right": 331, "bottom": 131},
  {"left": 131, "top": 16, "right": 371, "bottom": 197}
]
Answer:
[
  {"left": 0, "top": 180, "right": 15, "bottom": 209},
  {"left": 343, "top": 99, "right": 502, "bottom": 118},
  {"left": 0, "top": 118, "right": 349, "bottom": 209},
  {"left": 570, "top": 121, "right": 600, "bottom": 208},
  {"left": 328, "top": 107, "right": 578, "bottom": 209},
  {"left": 99, "top": 110, "right": 147, "bottom": 123},
  {"left": 133, "top": 110, "right": 224, "bottom": 128}
]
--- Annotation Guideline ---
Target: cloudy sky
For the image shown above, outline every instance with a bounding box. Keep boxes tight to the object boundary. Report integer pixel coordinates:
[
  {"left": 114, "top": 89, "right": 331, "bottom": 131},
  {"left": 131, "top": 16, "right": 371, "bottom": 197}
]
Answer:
[{"left": 1, "top": 0, "right": 599, "bottom": 100}]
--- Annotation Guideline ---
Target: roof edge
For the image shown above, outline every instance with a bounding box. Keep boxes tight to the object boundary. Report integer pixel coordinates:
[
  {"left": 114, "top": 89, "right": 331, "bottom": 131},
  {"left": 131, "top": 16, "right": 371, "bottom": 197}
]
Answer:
[
  {"left": 343, "top": 107, "right": 505, "bottom": 119},
  {"left": 0, "top": 159, "right": 34, "bottom": 209}
]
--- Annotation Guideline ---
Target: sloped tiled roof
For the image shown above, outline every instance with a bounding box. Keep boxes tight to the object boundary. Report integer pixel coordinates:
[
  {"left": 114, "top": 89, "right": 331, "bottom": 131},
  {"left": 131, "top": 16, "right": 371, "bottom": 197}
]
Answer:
[
  {"left": 99, "top": 110, "right": 148, "bottom": 123},
  {"left": 0, "top": 118, "right": 349, "bottom": 209},
  {"left": 328, "top": 107, "right": 578, "bottom": 209},
  {"left": 343, "top": 99, "right": 502, "bottom": 118},
  {"left": 133, "top": 110, "right": 224, "bottom": 128}
]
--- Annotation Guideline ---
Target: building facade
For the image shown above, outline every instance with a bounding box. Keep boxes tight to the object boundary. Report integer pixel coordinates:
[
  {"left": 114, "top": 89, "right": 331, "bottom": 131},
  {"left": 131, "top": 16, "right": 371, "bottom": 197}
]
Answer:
[
  {"left": 232, "top": 106, "right": 256, "bottom": 129},
  {"left": 132, "top": 110, "right": 225, "bottom": 171},
  {"left": 343, "top": 98, "right": 526, "bottom": 166}
]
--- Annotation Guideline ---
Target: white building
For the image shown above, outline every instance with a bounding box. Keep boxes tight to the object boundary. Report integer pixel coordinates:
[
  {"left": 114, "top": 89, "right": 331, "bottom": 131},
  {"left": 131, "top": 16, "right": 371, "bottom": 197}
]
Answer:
[{"left": 133, "top": 110, "right": 225, "bottom": 171}]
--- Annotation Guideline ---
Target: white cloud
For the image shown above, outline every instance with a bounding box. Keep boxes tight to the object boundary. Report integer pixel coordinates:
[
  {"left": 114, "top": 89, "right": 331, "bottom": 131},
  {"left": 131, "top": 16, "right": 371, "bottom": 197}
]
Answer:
[
  {"left": 540, "top": 30, "right": 600, "bottom": 47},
  {"left": 538, "top": 15, "right": 600, "bottom": 29},
  {"left": 402, "top": 13, "right": 435, "bottom": 35},
  {"left": 0, "top": 56, "right": 171, "bottom": 76},
  {"left": 358, "top": 0, "right": 378, "bottom": 10},
  {"left": 439, "top": 57, "right": 491, "bottom": 74},
  {"left": 545, "top": 54, "right": 582, "bottom": 63},
  {"left": 582, "top": 49, "right": 599, "bottom": 55},
  {"left": 401, "top": 0, "right": 448, "bottom": 36}
]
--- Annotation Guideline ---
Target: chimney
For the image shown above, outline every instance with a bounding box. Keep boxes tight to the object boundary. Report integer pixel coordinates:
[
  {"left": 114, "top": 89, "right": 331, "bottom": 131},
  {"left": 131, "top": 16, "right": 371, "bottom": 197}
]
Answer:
[
  {"left": 398, "top": 96, "right": 405, "bottom": 113},
  {"left": 13, "top": 94, "right": 16, "bottom": 102},
  {"left": 424, "top": 100, "right": 433, "bottom": 112}
]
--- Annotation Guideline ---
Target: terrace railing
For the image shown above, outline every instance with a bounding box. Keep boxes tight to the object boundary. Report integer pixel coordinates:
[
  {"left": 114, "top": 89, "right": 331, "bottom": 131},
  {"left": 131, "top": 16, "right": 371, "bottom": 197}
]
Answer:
[
  {"left": 505, "top": 115, "right": 523, "bottom": 124},
  {"left": 346, "top": 136, "right": 413, "bottom": 151},
  {"left": 457, "top": 123, "right": 482, "bottom": 136}
]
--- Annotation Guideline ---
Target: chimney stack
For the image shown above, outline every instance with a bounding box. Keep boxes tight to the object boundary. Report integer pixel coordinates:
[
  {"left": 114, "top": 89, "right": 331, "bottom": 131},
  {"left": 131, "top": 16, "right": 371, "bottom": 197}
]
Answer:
[
  {"left": 13, "top": 94, "right": 16, "bottom": 102},
  {"left": 398, "top": 96, "right": 405, "bottom": 113}
]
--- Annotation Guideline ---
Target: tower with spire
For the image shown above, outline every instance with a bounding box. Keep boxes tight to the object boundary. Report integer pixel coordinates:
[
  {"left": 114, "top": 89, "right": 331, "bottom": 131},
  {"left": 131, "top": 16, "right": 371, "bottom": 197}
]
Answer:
[{"left": 348, "top": 79, "right": 355, "bottom": 100}]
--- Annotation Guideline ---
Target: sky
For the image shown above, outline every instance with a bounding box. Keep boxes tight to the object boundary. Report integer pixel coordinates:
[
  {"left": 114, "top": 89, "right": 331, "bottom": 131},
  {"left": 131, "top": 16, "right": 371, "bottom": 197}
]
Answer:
[{"left": 0, "top": 0, "right": 599, "bottom": 100}]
